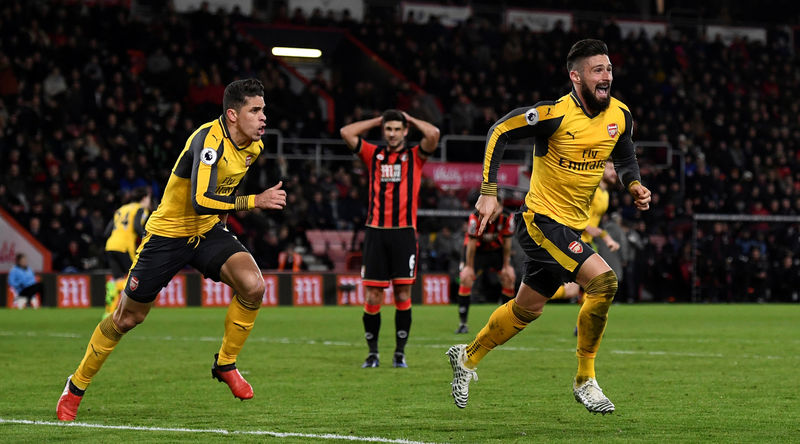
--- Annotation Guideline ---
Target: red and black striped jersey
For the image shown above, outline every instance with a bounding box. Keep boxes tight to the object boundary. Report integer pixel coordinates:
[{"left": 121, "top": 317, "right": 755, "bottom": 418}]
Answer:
[
  {"left": 355, "top": 137, "right": 428, "bottom": 229},
  {"left": 464, "top": 210, "right": 515, "bottom": 252}
]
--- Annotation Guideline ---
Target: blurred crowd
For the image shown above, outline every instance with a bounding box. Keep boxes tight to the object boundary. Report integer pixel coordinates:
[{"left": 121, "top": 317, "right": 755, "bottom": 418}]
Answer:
[{"left": 0, "top": 1, "right": 798, "bottom": 302}]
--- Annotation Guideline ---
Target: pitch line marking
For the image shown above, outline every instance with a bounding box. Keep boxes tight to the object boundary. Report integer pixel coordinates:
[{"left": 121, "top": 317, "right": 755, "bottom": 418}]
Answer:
[
  {"left": 0, "top": 330, "right": 792, "bottom": 360},
  {"left": 0, "top": 418, "right": 438, "bottom": 444}
]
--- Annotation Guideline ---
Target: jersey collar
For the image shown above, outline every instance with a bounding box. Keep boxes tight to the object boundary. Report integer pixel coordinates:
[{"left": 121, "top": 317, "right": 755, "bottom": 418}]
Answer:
[
  {"left": 383, "top": 143, "right": 408, "bottom": 154},
  {"left": 218, "top": 115, "right": 252, "bottom": 151},
  {"left": 570, "top": 88, "right": 601, "bottom": 119}
]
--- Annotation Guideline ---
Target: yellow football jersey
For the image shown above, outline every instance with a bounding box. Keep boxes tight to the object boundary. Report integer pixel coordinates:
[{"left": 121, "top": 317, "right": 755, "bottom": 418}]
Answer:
[
  {"left": 581, "top": 187, "right": 609, "bottom": 244},
  {"left": 146, "top": 116, "right": 263, "bottom": 238},
  {"left": 481, "top": 90, "right": 640, "bottom": 231},
  {"left": 105, "top": 202, "right": 149, "bottom": 258}
]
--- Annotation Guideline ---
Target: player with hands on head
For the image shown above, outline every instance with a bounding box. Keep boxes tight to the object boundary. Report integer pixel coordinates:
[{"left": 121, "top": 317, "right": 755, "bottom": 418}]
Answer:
[{"left": 340, "top": 109, "right": 440, "bottom": 369}]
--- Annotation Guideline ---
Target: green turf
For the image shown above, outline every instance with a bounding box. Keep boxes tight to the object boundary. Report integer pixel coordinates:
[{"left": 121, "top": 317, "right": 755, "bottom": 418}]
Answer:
[{"left": 1, "top": 304, "right": 799, "bottom": 443}]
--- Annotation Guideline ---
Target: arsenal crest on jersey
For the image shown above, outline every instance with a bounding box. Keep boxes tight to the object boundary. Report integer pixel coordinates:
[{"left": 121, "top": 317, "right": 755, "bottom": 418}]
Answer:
[
  {"left": 607, "top": 123, "right": 618, "bottom": 138},
  {"left": 568, "top": 241, "right": 583, "bottom": 254},
  {"left": 245, "top": 154, "right": 253, "bottom": 167}
]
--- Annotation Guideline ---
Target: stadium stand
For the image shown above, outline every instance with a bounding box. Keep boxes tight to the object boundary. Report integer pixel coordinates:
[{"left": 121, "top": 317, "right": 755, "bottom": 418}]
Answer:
[{"left": 0, "top": 1, "right": 798, "bottom": 302}]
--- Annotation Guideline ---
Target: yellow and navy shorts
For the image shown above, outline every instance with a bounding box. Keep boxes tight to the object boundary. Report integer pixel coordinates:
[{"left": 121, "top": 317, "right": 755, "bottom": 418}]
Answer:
[
  {"left": 124, "top": 224, "right": 248, "bottom": 303},
  {"left": 514, "top": 209, "right": 595, "bottom": 298}
]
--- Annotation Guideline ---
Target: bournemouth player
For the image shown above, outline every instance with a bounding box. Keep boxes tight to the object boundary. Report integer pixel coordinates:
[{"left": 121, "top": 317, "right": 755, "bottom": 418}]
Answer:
[
  {"left": 456, "top": 195, "right": 516, "bottom": 334},
  {"left": 103, "top": 187, "right": 151, "bottom": 318},
  {"left": 340, "top": 110, "right": 440, "bottom": 368},
  {"left": 57, "top": 79, "right": 287, "bottom": 421},
  {"left": 447, "top": 40, "right": 651, "bottom": 414}
]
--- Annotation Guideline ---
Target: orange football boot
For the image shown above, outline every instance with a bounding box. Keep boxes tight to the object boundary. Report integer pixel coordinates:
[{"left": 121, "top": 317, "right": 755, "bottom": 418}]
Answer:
[{"left": 211, "top": 354, "right": 253, "bottom": 400}]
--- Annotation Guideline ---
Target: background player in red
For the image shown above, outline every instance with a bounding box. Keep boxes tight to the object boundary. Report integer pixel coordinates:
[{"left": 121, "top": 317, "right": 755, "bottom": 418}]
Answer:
[
  {"left": 340, "top": 110, "right": 440, "bottom": 368},
  {"left": 456, "top": 194, "right": 516, "bottom": 334}
]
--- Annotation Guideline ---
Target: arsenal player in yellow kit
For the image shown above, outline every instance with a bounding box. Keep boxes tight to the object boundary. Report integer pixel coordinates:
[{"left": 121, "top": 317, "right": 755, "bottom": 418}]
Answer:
[
  {"left": 103, "top": 187, "right": 151, "bottom": 318},
  {"left": 58, "top": 79, "right": 287, "bottom": 421},
  {"left": 448, "top": 39, "right": 651, "bottom": 414}
]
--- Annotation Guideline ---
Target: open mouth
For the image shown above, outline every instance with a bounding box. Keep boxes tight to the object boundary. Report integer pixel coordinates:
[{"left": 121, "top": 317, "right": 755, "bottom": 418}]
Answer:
[
  {"left": 596, "top": 84, "right": 610, "bottom": 98},
  {"left": 257, "top": 125, "right": 266, "bottom": 136}
]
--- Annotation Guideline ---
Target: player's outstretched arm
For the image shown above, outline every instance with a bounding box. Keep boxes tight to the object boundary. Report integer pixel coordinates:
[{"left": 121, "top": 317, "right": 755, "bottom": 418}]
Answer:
[
  {"left": 339, "top": 117, "right": 382, "bottom": 150},
  {"left": 254, "top": 181, "right": 287, "bottom": 210},
  {"left": 402, "top": 111, "right": 440, "bottom": 154}
]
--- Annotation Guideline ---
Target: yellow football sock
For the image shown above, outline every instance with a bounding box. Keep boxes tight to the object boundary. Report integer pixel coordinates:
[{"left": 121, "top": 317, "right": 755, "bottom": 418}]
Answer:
[
  {"left": 72, "top": 316, "right": 124, "bottom": 390},
  {"left": 576, "top": 270, "right": 617, "bottom": 385},
  {"left": 465, "top": 300, "right": 540, "bottom": 368},
  {"left": 217, "top": 294, "right": 261, "bottom": 366},
  {"left": 550, "top": 285, "right": 567, "bottom": 300}
]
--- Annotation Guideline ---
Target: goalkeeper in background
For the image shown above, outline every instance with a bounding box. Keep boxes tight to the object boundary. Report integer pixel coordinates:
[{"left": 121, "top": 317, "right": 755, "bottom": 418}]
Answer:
[{"left": 103, "top": 187, "right": 151, "bottom": 318}]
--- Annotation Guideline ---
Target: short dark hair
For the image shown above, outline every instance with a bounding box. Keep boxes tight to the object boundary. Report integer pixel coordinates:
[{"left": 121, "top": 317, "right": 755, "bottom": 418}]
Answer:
[
  {"left": 566, "top": 39, "right": 609, "bottom": 72},
  {"left": 222, "top": 78, "right": 265, "bottom": 113},
  {"left": 15, "top": 253, "right": 25, "bottom": 265},
  {"left": 381, "top": 109, "right": 407, "bottom": 127},
  {"left": 130, "top": 186, "right": 150, "bottom": 203}
]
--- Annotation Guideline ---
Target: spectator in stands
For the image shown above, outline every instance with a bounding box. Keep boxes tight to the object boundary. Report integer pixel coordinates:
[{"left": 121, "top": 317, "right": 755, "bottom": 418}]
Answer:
[
  {"left": 338, "top": 187, "right": 366, "bottom": 232},
  {"left": 306, "top": 189, "right": 335, "bottom": 229},
  {"left": 277, "top": 243, "right": 304, "bottom": 272},
  {"left": 773, "top": 253, "right": 799, "bottom": 302},
  {"left": 8, "top": 253, "right": 43, "bottom": 309},
  {"left": 743, "top": 246, "right": 770, "bottom": 302}
]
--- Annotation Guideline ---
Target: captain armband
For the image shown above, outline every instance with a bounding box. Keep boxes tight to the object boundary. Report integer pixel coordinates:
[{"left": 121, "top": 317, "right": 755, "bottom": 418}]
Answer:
[
  {"left": 234, "top": 195, "right": 255, "bottom": 211},
  {"left": 480, "top": 182, "right": 498, "bottom": 196}
]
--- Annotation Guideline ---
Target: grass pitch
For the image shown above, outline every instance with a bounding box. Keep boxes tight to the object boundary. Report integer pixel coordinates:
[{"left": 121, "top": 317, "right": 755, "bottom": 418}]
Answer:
[{"left": 1, "top": 303, "right": 799, "bottom": 443}]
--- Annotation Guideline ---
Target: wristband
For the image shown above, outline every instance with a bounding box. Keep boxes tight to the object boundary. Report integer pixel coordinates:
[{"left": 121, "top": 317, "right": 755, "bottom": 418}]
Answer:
[
  {"left": 235, "top": 195, "right": 255, "bottom": 211},
  {"left": 480, "top": 182, "right": 498, "bottom": 196}
]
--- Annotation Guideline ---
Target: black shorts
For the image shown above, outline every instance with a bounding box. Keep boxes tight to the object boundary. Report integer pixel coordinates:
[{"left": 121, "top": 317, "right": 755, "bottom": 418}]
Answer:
[
  {"left": 362, "top": 226, "right": 417, "bottom": 287},
  {"left": 515, "top": 210, "right": 595, "bottom": 297},
  {"left": 463, "top": 248, "right": 504, "bottom": 295},
  {"left": 106, "top": 251, "right": 133, "bottom": 279},
  {"left": 461, "top": 247, "right": 503, "bottom": 284},
  {"left": 473, "top": 249, "right": 503, "bottom": 274},
  {"left": 124, "top": 224, "right": 249, "bottom": 303}
]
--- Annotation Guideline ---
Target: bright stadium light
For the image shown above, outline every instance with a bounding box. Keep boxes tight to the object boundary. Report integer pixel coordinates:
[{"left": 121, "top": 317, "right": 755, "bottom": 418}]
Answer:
[{"left": 271, "top": 47, "right": 322, "bottom": 58}]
